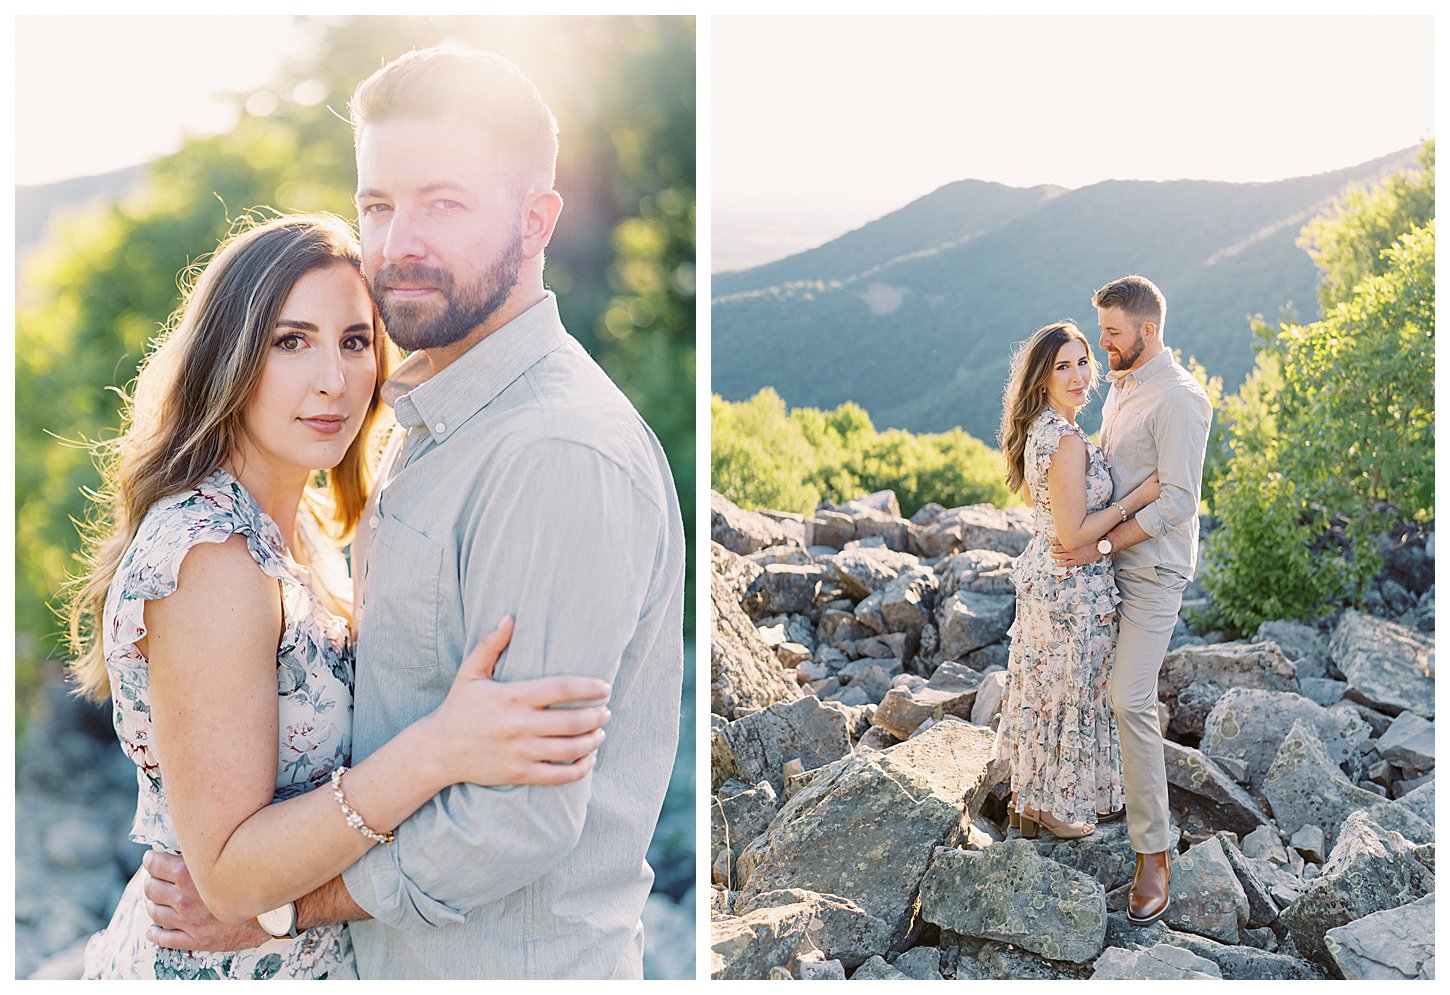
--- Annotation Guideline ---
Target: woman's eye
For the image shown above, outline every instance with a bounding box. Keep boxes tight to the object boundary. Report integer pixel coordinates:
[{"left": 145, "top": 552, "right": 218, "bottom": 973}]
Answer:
[
  {"left": 344, "top": 335, "right": 372, "bottom": 352},
  {"left": 275, "top": 334, "right": 303, "bottom": 351}
]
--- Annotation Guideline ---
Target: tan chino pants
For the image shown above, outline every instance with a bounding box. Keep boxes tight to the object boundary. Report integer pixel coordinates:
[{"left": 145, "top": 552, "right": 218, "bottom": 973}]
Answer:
[{"left": 1110, "top": 565, "right": 1188, "bottom": 854}]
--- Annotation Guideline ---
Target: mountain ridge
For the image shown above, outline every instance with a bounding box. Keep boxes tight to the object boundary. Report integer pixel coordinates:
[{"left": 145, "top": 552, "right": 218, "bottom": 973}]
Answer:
[{"left": 711, "top": 146, "right": 1420, "bottom": 443}]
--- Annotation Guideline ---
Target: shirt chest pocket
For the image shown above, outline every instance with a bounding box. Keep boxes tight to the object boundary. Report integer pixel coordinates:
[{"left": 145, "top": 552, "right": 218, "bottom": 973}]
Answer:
[
  {"left": 1108, "top": 406, "right": 1155, "bottom": 468},
  {"left": 362, "top": 518, "right": 445, "bottom": 672}
]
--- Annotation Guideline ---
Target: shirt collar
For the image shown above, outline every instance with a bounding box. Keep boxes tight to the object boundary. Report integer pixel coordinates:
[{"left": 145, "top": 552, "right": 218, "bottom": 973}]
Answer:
[
  {"left": 385, "top": 292, "right": 568, "bottom": 444},
  {"left": 1109, "top": 349, "right": 1173, "bottom": 391}
]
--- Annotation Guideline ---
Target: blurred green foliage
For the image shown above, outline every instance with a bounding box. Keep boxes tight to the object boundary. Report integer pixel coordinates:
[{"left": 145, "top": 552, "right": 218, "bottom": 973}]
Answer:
[
  {"left": 1202, "top": 141, "right": 1434, "bottom": 632},
  {"left": 712, "top": 388, "right": 1012, "bottom": 518},
  {"left": 15, "top": 15, "right": 695, "bottom": 721}
]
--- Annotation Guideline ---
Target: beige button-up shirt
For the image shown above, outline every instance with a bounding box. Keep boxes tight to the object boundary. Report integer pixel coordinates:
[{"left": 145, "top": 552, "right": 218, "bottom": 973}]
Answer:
[
  {"left": 340, "top": 293, "right": 685, "bottom": 979},
  {"left": 1099, "top": 350, "right": 1213, "bottom": 580}
]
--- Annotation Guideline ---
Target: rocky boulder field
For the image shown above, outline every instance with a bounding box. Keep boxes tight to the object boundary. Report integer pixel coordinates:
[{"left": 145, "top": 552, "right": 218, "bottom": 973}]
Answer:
[{"left": 709, "top": 490, "right": 1435, "bottom": 981}]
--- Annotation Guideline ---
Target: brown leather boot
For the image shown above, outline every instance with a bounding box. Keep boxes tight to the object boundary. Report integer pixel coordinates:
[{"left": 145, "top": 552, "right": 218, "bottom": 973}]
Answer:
[{"left": 1127, "top": 849, "right": 1171, "bottom": 924}]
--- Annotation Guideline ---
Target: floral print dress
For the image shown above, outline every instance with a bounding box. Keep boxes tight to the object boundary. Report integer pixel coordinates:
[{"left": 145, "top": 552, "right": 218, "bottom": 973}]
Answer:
[
  {"left": 994, "top": 407, "right": 1124, "bottom": 825},
  {"left": 82, "top": 468, "right": 358, "bottom": 979}
]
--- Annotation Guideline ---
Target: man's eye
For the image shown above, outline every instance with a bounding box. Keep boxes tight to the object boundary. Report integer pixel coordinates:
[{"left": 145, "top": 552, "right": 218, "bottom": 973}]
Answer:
[{"left": 362, "top": 203, "right": 391, "bottom": 216}]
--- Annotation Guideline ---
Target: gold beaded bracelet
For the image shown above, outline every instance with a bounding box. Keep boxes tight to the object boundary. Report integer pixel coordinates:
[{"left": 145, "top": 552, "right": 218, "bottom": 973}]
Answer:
[
  {"left": 1113, "top": 502, "right": 1128, "bottom": 522},
  {"left": 330, "top": 766, "right": 395, "bottom": 845}
]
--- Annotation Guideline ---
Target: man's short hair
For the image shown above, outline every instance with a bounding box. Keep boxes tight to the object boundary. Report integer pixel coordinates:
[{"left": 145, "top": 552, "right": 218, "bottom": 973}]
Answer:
[
  {"left": 1092, "top": 275, "right": 1166, "bottom": 334},
  {"left": 350, "top": 47, "right": 559, "bottom": 195}
]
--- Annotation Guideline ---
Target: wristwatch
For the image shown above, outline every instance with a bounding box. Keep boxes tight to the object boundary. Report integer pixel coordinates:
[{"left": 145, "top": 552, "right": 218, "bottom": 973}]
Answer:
[
  {"left": 1097, "top": 538, "right": 1114, "bottom": 555},
  {"left": 257, "top": 901, "right": 299, "bottom": 940}
]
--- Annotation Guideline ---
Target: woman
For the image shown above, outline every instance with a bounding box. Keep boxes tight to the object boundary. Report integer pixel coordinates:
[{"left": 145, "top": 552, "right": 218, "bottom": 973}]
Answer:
[
  {"left": 66, "top": 214, "right": 610, "bottom": 979},
  {"left": 994, "top": 321, "right": 1159, "bottom": 839}
]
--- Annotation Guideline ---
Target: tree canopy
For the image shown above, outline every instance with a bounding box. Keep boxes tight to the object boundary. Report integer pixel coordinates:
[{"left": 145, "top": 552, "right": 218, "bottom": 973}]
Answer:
[{"left": 15, "top": 15, "right": 695, "bottom": 716}]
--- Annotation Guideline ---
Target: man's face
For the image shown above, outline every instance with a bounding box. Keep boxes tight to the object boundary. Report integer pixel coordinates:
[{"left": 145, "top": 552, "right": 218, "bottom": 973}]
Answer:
[
  {"left": 355, "top": 116, "right": 524, "bottom": 351},
  {"left": 1097, "top": 305, "right": 1147, "bottom": 372}
]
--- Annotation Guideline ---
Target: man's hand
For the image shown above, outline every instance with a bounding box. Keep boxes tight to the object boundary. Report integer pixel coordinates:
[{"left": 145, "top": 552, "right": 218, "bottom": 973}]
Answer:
[
  {"left": 141, "top": 850, "right": 270, "bottom": 951},
  {"left": 1050, "top": 539, "right": 1104, "bottom": 568}
]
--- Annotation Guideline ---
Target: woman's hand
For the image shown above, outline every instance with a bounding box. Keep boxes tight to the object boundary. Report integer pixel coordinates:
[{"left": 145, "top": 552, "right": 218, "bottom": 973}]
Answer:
[
  {"left": 1129, "top": 472, "right": 1161, "bottom": 509},
  {"left": 427, "top": 617, "right": 611, "bottom": 789}
]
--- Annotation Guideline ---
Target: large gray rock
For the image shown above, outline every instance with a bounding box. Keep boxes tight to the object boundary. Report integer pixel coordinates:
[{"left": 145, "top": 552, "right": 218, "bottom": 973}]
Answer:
[
  {"left": 915, "top": 504, "right": 1032, "bottom": 559},
  {"left": 1167, "top": 679, "right": 1222, "bottom": 738},
  {"left": 734, "top": 719, "right": 1002, "bottom": 946},
  {"left": 849, "top": 954, "right": 909, "bottom": 980},
  {"left": 877, "top": 567, "right": 938, "bottom": 635},
  {"left": 1280, "top": 810, "right": 1436, "bottom": 971},
  {"left": 1199, "top": 687, "right": 1371, "bottom": 787},
  {"left": 936, "top": 549, "right": 1016, "bottom": 599},
  {"left": 1213, "top": 833, "right": 1282, "bottom": 930},
  {"left": 1396, "top": 778, "right": 1434, "bottom": 825},
  {"left": 827, "top": 546, "right": 920, "bottom": 600},
  {"left": 711, "top": 779, "right": 781, "bottom": 872},
  {"left": 712, "top": 491, "right": 792, "bottom": 555},
  {"left": 1323, "top": 892, "right": 1434, "bottom": 980},
  {"left": 1374, "top": 710, "right": 1434, "bottom": 776},
  {"left": 871, "top": 682, "right": 978, "bottom": 740},
  {"left": 919, "top": 839, "right": 1106, "bottom": 964},
  {"left": 712, "top": 549, "right": 801, "bottom": 722},
  {"left": 710, "top": 888, "right": 895, "bottom": 978},
  {"left": 806, "top": 509, "right": 856, "bottom": 550},
  {"left": 890, "top": 946, "right": 944, "bottom": 980},
  {"left": 1158, "top": 929, "right": 1321, "bottom": 979},
  {"left": 936, "top": 590, "right": 1015, "bottom": 660},
  {"left": 1255, "top": 619, "right": 1333, "bottom": 680},
  {"left": 836, "top": 490, "right": 902, "bottom": 520},
  {"left": 938, "top": 936, "right": 1086, "bottom": 980},
  {"left": 1330, "top": 610, "right": 1435, "bottom": 719},
  {"left": 846, "top": 511, "right": 912, "bottom": 554},
  {"left": 1162, "top": 836, "right": 1249, "bottom": 944},
  {"left": 712, "top": 538, "right": 763, "bottom": 601},
  {"left": 1158, "top": 641, "right": 1298, "bottom": 705},
  {"left": 971, "top": 671, "right": 1009, "bottom": 729},
  {"left": 1091, "top": 943, "right": 1223, "bottom": 980},
  {"left": 745, "top": 563, "right": 827, "bottom": 617},
  {"left": 1261, "top": 720, "right": 1432, "bottom": 847},
  {"left": 1163, "top": 741, "right": 1270, "bottom": 837},
  {"left": 714, "top": 695, "right": 853, "bottom": 793}
]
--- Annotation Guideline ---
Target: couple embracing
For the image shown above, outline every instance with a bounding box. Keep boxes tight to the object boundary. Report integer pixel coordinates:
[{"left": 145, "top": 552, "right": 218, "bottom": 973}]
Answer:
[
  {"left": 995, "top": 276, "right": 1213, "bottom": 925},
  {"left": 68, "top": 47, "right": 684, "bottom": 980}
]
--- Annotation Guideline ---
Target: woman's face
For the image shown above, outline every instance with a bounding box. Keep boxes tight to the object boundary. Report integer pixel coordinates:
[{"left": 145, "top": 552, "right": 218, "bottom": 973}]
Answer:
[
  {"left": 1043, "top": 338, "right": 1091, "bottom": 415},
  {"left": 238, "top": 262, "right": 378, "bottom": 480}
]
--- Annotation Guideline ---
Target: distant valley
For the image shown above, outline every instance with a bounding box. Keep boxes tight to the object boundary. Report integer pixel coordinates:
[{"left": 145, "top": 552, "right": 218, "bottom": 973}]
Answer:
[{"left": 711, "top": 147, "right": 1419, "bottom": 443}]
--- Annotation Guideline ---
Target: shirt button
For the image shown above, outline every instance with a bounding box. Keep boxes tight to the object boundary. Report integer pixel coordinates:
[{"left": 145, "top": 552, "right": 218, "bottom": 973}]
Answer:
[
  {"left": 368, "top": 515, "right": 381, "bottom": 530},
  {"left": 434, "top": 422, "right": 446, "bottom": 433}
]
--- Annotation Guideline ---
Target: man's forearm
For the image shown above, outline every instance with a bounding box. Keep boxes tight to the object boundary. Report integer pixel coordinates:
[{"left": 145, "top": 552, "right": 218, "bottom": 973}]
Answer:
[
  {"left": 295, "top": 874, "right": 371, "bottom": 932},
  {"left": 1107, "top": 516, "right": 1152, "bottom": 554}
]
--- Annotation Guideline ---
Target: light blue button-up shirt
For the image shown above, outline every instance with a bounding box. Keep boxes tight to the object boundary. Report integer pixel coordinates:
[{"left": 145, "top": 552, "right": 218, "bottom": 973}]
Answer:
[
  {"left": 340, "top": 293, "right": 685, "bottom": 978},
  {"left": 1099, "top": 349, "right": 1213, "bottom": 579}
]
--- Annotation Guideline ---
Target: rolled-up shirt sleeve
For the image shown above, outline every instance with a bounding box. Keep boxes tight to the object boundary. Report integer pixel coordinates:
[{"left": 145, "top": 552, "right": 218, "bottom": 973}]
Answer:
[
  {"left": 342, "top": 437, "right": 659, "bottom": 930},
  {"left": 1136, "top": 388, "right": 1213, "bottom": 538}
]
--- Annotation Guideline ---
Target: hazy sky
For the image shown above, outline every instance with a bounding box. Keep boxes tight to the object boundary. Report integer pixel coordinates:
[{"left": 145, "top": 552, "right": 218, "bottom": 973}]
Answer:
[
  {"left": 712, "top": 15, "right": 1434, "bottom": 269},
  {"left": 15, "top": 16, "right": 309, "bottom": 186}
]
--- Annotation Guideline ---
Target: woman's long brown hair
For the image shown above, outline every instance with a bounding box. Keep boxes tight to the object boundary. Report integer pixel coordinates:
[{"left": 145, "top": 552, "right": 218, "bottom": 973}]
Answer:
[{"left": 63, "top": 213, "right": 395, "bottom": 700}]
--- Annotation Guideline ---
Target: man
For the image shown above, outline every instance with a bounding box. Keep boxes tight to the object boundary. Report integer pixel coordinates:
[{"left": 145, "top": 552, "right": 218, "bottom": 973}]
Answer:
[
  {"left": 1052, "top": 275, "right": 1212, "bottom": 925},
  {"left": 142, "top": 48, "right": 685, "bottom": 978}
]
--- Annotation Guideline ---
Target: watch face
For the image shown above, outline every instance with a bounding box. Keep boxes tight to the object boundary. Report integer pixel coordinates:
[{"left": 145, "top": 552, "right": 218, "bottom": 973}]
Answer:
[{"left": 257, "top": 903, "right": 295, "bottom": 937}]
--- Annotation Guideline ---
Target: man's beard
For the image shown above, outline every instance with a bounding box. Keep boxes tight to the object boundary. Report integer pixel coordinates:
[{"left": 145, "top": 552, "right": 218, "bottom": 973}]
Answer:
[
  {"left": 1108, "top": 329, "right": 1145, "bottom": 371},
  {"left": 370, "top": 231, "right": 522, "bottom": 351}
]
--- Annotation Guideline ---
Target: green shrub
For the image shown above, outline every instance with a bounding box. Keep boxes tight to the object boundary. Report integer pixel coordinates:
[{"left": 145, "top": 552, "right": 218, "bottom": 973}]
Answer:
[{"left": 1200, "top": 452, "right": 1340, "bottom": 634}]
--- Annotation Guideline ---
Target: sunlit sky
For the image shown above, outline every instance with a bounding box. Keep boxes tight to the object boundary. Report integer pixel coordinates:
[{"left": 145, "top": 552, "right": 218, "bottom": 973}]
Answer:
[
  {"left": 15, "top": 16, "right": 312, "bottom": 186},
  {"left": 713, "top": 15, "right": 1435, "bottom": 271}
]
